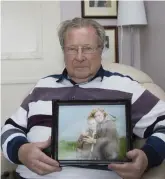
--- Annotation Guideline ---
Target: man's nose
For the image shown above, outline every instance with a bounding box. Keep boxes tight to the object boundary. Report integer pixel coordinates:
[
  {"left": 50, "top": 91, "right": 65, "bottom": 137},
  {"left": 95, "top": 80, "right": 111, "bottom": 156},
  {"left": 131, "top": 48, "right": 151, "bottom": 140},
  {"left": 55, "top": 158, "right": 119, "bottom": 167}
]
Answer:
[{"left": 75, "top": 48, "right": 83, "bottom": 61}]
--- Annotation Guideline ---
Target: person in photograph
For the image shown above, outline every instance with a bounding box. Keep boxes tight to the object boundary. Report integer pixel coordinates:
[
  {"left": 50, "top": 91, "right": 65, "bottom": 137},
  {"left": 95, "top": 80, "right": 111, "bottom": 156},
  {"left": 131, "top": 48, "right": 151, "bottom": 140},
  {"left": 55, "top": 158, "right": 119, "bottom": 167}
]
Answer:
[
  {"left": 1, "top": 17, "right": 165, "bottom": 179},
  {"left": 105, "top": 36, "right": 109, "bottom": 49},
  {"left": 89, "top": 0, "right": 111, "bottom": 8},
  {"left": 83, "top": 108, "right": 119, "bottom": 160},
  {"left": 76, "top": 116, "right": 97, "bottom": 160}
]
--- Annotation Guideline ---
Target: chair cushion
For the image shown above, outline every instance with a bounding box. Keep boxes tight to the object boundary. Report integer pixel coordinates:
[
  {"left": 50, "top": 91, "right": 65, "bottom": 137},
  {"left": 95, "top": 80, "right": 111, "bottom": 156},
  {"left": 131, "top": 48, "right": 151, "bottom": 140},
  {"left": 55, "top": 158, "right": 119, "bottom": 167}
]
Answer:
[{"left": 107, "top": 63, "right": 153, "bottom": 83}]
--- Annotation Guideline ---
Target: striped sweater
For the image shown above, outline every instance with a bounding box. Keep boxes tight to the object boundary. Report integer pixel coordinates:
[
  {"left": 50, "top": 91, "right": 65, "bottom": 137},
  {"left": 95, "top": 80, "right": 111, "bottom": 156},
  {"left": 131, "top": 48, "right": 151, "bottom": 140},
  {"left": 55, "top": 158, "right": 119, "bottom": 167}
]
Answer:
[{"left": 1, "top": 66, "right": 165, "bottom": 178}]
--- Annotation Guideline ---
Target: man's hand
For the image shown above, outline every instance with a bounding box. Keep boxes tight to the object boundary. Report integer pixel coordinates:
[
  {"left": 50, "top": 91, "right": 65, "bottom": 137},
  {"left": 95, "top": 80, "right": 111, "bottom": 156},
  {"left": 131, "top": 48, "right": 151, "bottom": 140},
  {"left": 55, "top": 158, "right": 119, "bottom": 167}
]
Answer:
[
  {"left": 83, "top": 136, "right": 96, "bottom": 144},
  {"left": 108, "top": 149, "right": 148, "bottom": 179},
  {"left": 18, "top": 137, "right": 61, "bottom": 175}
]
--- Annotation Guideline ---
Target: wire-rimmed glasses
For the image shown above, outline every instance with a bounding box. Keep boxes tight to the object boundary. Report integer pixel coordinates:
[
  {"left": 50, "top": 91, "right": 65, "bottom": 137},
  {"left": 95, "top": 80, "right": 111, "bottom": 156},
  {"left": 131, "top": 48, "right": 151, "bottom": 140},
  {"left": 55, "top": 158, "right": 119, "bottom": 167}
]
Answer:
[{"left": 63, "top": 45, "right": 102, "bottom": 54}]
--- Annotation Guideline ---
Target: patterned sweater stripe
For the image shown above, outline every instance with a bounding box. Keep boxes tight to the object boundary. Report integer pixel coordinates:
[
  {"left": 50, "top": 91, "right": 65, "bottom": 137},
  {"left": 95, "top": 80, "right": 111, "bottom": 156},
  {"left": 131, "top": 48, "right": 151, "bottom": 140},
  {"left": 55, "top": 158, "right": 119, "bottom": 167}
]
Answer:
[
  {"left": 1, "top": 128, "right": 26, "bottom": 146},
  {"left": 4, "top": 119, "right": 27, "bottom": 133},
  {"left": 6, "top": 106, "right": 28, "bottom": 128},
  {"left": 27, "top": 87, "right": 133, "bottom": 102},
  {"left": 154, "top": 123, "right": 165, "bottom": 133},
  {"left": 27, "top": 115, "right": 52, "bottom": 131},
  {"left": 132, "top": 90, "right": 159, "bottom": 127},
  {"left": 7, "top": 136, "right": 28, "bottom": 163},
  {"left": 144, "top": 115, "right": 165, "bottom": 138},
  {"left": 133, "top": 100, "right": 165, "bottom": 138}
]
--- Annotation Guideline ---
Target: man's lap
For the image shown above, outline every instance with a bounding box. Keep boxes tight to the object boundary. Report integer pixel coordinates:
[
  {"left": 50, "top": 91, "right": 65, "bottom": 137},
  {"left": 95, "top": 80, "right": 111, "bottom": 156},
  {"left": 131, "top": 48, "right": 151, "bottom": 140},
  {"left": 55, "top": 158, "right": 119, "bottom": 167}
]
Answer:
[{"left": 17, "top": 167, "right": 122, "bottom": 179}]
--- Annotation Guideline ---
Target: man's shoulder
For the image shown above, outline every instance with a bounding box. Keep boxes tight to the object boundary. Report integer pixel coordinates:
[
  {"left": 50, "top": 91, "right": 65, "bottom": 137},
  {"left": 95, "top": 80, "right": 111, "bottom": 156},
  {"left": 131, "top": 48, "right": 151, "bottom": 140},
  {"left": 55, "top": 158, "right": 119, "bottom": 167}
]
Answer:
[
  {"left": 103, "top": 69, "right": 135, "bottom": 82},
  {"left": 33, "top": 74, "right": 62, "bottom": 88},
  {"left": 42, "top": 74, "right": 62, "bottom": 80}
]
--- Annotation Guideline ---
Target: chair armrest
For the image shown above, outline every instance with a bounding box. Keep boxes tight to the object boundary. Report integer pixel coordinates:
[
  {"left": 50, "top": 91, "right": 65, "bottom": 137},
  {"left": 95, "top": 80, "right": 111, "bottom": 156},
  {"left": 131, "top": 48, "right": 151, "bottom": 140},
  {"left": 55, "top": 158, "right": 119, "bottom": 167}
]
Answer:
[
  {"left": 142, "top": 161, "right": 165, "bottom": 179},
  {"left": 1, "top": 153, "right": 17, "bottom": 174}
]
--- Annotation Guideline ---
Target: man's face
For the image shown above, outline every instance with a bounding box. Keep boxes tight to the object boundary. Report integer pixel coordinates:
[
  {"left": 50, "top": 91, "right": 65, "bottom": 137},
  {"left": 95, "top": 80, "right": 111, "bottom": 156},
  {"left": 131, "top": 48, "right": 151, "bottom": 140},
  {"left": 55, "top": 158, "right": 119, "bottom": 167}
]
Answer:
[
  {"left": 95, "top": 110, "right": 104, "bottom": 123},
  {"left": 63, "top": 26, "right": 102, "bottom": 83},
  {"left": 88, "top": 119, "right": 97, "bottom": 131}
]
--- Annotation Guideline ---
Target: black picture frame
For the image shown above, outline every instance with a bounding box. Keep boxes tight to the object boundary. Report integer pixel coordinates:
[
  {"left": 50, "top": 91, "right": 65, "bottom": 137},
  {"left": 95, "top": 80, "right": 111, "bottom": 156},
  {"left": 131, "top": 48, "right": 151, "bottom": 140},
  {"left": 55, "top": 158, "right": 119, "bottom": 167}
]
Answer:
[
  {"left": 81, "top": 0, "right": 118, "bottom": 19},
  {"left": 102, "top": 26, "right": 119, "bottom": 66},
  {"left": 51, "top": 99, "right": 132, "bottom": 167}
]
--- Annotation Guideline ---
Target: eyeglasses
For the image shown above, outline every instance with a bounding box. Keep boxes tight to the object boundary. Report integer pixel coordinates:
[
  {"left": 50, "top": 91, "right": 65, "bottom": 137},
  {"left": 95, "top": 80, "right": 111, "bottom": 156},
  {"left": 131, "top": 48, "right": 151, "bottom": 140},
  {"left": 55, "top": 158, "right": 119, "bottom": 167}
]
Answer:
[{"left": 63, "top": 45, "right": 102, "bottom": 54}]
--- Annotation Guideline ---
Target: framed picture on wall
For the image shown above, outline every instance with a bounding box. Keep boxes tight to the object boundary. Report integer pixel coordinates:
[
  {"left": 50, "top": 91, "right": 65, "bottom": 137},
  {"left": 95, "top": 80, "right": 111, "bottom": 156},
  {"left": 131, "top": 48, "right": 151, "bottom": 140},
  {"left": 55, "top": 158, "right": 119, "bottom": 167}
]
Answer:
[
  {"left": 102, "top": 26, "right": 118, "bottom": 68},
  {"left": 81, "top": 0, "right": 118, "bottom": 18},
  {"left": 51, "top": 99, "right": 132, "bottom": 167}
]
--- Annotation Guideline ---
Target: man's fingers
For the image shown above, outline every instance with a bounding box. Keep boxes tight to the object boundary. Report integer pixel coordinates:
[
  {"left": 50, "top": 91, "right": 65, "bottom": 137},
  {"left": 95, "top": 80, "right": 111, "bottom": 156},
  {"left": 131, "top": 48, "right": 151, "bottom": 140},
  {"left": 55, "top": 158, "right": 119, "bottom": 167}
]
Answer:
[
  {"left": 36, "top": 160, "right": 61, "bottom": 174},
  {"left": 35, "top": 137, "right": 51, "bottom": 150},
  {"left": 108, "top": 150, "right": 148, "bottom": 179},
  {"left": 39, "top": 152, "right": 59, "bottom": 167},
  {"left": 31, "top": 160, "right": 61, "bottom": 175},
  {"left": 116, "top": 172, "right": 133, "bottom": 179},
  {"left": 28, "top": 163, "right": 41, "bottom": 175},
  {"left": 109, "top": 162, "right": 144, "bottom": 179},
  {"left": 126, "top": 149, "right": 139, "bottom": 160},
  {"left": 108, "top": 163, "right": 132, "bottom": 173},
  {"left": 108, "top": 164, "right": 135, "bottom": 179}
]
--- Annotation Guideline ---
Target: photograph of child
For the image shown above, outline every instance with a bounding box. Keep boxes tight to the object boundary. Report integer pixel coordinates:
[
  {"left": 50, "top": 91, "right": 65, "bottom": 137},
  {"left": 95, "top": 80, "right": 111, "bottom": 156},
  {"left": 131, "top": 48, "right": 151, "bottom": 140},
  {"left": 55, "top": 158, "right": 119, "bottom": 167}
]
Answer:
[{"left": 76, "top": 116, "right": 97, "bottom": 159}]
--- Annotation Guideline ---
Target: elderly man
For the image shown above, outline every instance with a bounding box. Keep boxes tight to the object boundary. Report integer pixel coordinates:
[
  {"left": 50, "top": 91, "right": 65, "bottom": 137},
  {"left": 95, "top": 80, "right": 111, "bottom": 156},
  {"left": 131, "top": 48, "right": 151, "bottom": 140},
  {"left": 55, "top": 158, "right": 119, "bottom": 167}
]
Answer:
[{"left": 1, "top": 17, "right": 165, "bottom": 179}]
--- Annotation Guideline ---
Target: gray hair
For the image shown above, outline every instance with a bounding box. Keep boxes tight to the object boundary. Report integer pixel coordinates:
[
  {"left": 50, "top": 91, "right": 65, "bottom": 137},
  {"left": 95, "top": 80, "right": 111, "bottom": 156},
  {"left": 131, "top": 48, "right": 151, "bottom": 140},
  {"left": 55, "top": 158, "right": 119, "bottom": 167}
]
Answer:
[{"left": 58, "top": 17, "right": 106, "bottom": 49}]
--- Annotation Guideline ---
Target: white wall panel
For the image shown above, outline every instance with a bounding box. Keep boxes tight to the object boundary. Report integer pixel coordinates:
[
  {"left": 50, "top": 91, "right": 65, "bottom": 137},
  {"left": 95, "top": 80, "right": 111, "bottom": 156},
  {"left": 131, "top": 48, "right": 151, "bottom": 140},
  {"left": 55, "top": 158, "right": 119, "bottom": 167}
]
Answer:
[
  {"left": 1, "top": 1, "right": 63, "bottom": 84},
  {"left": 1, "top": 2, "right": 43, "bottom": 60}
]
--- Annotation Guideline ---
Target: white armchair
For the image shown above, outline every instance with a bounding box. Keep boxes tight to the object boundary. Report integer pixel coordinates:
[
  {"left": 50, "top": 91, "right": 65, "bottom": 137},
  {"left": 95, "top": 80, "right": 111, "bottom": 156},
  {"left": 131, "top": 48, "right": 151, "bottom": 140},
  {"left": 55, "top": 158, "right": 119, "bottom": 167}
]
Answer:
[{"left": 108, "top": 63, "right": 165, "bottom": 179}]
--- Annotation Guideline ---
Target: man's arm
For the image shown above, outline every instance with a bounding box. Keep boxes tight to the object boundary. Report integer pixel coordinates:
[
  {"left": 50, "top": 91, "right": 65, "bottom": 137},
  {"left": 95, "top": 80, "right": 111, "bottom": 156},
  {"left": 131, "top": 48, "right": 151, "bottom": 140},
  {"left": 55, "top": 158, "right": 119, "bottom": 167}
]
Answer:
[
  {"left": 128, "top": 80, "right": 165, "bottom": 169},
  {"left": 1, "top": 80, "right": 61, "bottom": 175},
  {"left": 1, "top": 93, "right": 31, "bottom": 164},
  {"left": 107, "top": 76, "right": 165, "bottom": 178},
  {"left": 1, "top": 81, "right": 40, "bottom": 164},
  {"left": 113, "top": 75, "right": 165, "bottom": 168}
]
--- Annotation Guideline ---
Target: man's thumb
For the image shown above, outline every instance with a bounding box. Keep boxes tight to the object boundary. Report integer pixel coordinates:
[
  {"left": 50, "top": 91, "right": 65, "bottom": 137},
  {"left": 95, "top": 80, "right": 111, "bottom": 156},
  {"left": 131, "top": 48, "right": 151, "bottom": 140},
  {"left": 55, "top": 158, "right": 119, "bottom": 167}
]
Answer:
[
  {"left": 35, "top": 137, "right": 51, "bottom": 149},
  {"left": 126, "top": 149, "right": 139, "bottom": 160}
]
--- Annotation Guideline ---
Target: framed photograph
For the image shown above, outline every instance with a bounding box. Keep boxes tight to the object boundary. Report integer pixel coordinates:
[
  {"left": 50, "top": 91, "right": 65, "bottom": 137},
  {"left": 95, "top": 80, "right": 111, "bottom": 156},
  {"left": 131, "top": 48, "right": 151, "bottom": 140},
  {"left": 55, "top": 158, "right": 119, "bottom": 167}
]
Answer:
[
  {"left": 102, "top": 26, "right": 118, "bottom": 68},
  {"left": 81, "top": 0, "right": 118, "bottom": 18},
  {"left": 51, "top": 99, "right": 132, "bottom": 166}
]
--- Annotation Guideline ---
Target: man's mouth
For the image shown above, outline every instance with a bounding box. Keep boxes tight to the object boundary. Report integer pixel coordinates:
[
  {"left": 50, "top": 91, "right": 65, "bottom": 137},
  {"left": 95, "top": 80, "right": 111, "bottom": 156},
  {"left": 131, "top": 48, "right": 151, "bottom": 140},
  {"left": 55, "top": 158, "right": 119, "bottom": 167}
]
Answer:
[{"left": 75, "top": 66, "right": 87, "bottom": 68}]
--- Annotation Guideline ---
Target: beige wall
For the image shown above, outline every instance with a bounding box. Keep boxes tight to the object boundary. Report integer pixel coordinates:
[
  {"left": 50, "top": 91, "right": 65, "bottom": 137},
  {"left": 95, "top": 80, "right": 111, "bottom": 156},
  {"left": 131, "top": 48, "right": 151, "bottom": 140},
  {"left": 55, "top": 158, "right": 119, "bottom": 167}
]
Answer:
[{"left": 140, "top": 1, "right": 165, "bottom": 90}]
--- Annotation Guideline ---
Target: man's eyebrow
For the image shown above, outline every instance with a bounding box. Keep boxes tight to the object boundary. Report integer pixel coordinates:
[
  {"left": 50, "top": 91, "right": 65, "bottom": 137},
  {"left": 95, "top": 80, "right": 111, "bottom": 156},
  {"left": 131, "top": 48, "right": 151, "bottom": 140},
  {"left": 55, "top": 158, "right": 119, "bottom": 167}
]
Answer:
[
  {"left": 67, "top": 44, "right": 93, "bottom": 47},
  {"left": 65, "top": 45, "right": 76, "bottom": 47},
  {"left": 83, "top": 44, "right": 93, "bottom": 46}
]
